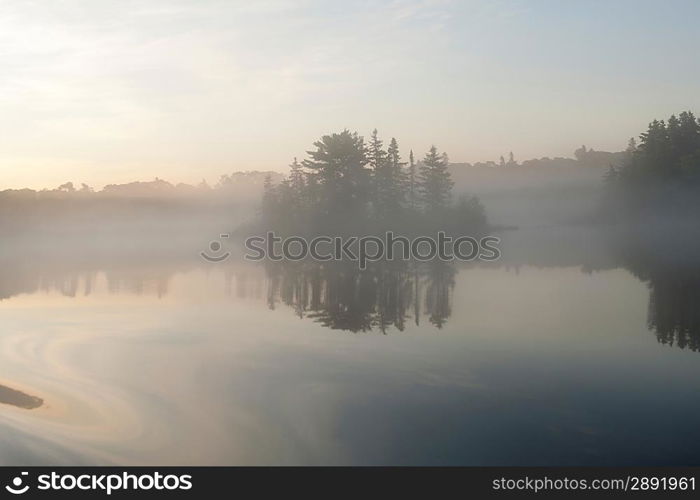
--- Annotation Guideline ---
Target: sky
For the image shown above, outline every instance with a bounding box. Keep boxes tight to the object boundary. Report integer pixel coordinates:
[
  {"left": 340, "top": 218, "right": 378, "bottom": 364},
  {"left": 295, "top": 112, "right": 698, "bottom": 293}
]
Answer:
[{"left": 1, "top": 0, "right": 699, "bottom": 189}]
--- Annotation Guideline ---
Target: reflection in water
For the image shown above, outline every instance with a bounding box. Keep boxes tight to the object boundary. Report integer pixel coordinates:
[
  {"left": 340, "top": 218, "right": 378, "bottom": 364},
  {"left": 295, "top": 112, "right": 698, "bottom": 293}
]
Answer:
[
  {"left": 3, "top": 230, "right": 700, "bottom": 465},
  {"left": 0, "top": 260, "right": 174, "bottom": 301},
  {"left": 647, "top": 271, "right": 700, "bottom": 351},
  {"left": 263, "top": 260, "right": 456, "bottom": 332},
  {"left": 0, "top": 385, "right": 42, "bottom": 410},
  {"left": 615, "top": 233, "right": 700, "bottom": 352},
  {"left": 4, "top": 231, "right": 700, "bottom": 349}
]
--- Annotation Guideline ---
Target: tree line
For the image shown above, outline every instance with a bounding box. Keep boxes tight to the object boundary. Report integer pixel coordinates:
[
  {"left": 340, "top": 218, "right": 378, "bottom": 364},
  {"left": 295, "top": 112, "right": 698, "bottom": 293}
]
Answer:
[
  {"left": 604, "top": 111, "right": 700, "bottom": 218},
  {"left": 259, "top": 129, "right": 487, "bottom": 237}
]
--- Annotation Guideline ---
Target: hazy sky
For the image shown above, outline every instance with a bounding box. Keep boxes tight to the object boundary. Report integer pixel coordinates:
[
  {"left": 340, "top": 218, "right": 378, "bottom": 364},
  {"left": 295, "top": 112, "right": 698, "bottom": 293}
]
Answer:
[{"left": 1, "top": 0, "right": 699, "bottom": 189}]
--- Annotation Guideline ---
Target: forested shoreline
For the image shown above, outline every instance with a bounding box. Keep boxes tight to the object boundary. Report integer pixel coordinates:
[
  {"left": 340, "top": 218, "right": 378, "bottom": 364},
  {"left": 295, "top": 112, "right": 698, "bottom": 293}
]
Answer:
[{"left": 603, "top": 110, "right": 700, "bottom": 221}]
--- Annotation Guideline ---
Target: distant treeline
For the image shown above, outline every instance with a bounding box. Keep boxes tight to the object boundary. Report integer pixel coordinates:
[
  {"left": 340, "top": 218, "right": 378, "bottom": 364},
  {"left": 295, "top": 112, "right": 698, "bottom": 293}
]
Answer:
[
  {"left": 257, "top": 130, "right": 488, "bottom": 237},
  {"left": 0, "top": 174, "right": 283, "bottom": 238},
  {"left": 0, "top": 135, "right": 634, "bottom": 233},
  {"left": 1, "top": 145, "right": 625, "bottom": 206},
  {"left": 461, "top": 146, "right": 626, "bottom": 170},
  {"left": 0, "top": 172, "right": 283, "bottom": 203},
  {"left": 603, "top": 110, "right": 700, "bottom": 219}
]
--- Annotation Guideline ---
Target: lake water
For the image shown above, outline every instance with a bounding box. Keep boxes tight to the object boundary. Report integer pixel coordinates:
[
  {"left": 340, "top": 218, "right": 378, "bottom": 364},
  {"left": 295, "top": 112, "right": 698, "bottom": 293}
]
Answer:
[{"left": 1, "top": 228, "right": 700, "bottom": 465}]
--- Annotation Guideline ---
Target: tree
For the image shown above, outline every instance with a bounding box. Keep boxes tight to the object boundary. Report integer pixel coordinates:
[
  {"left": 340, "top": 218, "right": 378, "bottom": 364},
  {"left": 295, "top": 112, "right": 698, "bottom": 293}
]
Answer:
[
  {"left": 605, "top": 111, "right": 700, "bottom": 219},
  {"left": 408, "top": 149, "right": 418, "bottom": 211},
  {"left": 638, "top": 119, "right": 670, "bottom": 174},
  {"left": 301, "top": 130, "right": 369, "bottom": 216},
  {"left": 368, "top": 129, "right": 389, "bottom": 215},
  {"left": 257, "top": 129, "right": 487, "bottom": 239},
  {"left": 418, "top": 145, "right": 453, "bottom": 212},
  {"left": 367, "top": 129, "right": 387, "bottom": 172},
  {"left": 57, "top": 182, "right": 75, "bottom": 193},
  {"left": 287, "top": 157, "right": 306, "bottom": 210},
  {"left": 677, "top": 111, "right": 700, "bottom": 159},
  {"left": 368, "top": 132, "right": 408, "bottom": 218},
  {"left": 454, "top": 194, "right": 487, "bottom": 231},
  {"left": 506, "top": 151, "right": 517, "bottom": 167},
  {"left": 383, "top": 137, "right": 408, "bottom": 214},
  {"left": 289, "top": 157, "right": 304, "bottom": 193}
]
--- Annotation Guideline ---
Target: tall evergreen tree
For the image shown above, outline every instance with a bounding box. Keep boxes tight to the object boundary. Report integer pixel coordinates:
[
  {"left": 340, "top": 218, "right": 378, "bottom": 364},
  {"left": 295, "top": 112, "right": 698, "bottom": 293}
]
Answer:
[
  {"left": 385, "top": 137, "right": 408, "bottom": 212},
  {"left": 506, "top": 151, "right": 517, "bottom": 167},
  {"left": 638, "top": 119, "right": 671, "bottom": 177},
  {"left": 408, "top": 149, "right": 418, "bottom": 211},
  {"left": 677, "top": 111, "right": 700, "bottom": 157},
  {"left": 418, "top": 145, "right": 453, "bottom": 212},
  {"left": 367, "top": 129, "right": 387, "bottom": 171},
  {"left": 288, "top": 157, "right": 306, "bottom": 208},
  {"left": 368, "top": 129, "right": 388, "bottom": 215},
  {"left": 301, "top": 130, "right": 369, "bottom": 216},
  {"left": 289, "top": 157, "right": 304, "bottom": 193}
]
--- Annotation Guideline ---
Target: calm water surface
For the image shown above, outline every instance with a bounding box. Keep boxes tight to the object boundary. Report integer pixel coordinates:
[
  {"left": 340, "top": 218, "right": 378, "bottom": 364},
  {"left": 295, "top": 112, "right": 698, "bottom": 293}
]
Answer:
[{"left": 1, "top": 232, "right": 699, "bottom": 465}]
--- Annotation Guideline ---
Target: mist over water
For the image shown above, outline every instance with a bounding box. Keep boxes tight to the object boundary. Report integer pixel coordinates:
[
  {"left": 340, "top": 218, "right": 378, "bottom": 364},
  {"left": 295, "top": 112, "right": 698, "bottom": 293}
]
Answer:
[{"left": 2, "top": 166, "right": 700, "bottom": 465}]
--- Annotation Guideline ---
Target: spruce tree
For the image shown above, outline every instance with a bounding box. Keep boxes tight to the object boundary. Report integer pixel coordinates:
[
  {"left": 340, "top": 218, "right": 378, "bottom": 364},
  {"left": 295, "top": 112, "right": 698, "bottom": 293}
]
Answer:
[
  {"left": 302, "top": 130, "right": 369, "bottom": 216},
  {"left": 368, "top": 129, "right": 388, "bottom": 215},
  {"left": 288, "top": 157, "right": 306, "bottom": 209},
  {"left": 408, "top": 150, "right": 417, "bottom": 211},
  {"left": 506, "top": 151, "right": 517, "bottom": 167},
  {"left": 418, "top": 145, "right": 453, "bottom": 212},
  {"left": 386, "top": 137, "right": 408, "bottom": 212},
  {"left": 367, "top": 129, "right": 387, "bottom": 172}
]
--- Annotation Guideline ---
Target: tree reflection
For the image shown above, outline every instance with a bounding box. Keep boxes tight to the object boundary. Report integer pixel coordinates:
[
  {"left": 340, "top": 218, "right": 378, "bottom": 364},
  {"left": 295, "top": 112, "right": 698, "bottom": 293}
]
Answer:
[
  {"left": 646, "top": 271, "right": 700, "bottom": 351},
  {"left": 615, "top": 229, "right": 700, "bottom": 352},
  {"left": 264, "top": 260, "right": 455, "bottom": 333}
]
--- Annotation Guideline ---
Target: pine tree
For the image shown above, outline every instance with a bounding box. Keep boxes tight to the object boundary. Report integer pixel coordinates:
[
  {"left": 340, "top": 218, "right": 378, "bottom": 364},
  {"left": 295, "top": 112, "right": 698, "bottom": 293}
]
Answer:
[
  {"left": 408, "top": 149, "right": 418, "bottom": 211},
  {"left": 288, "top": 157, "right": 306, "bottom": 209},
  {"left": 367, "top": 129, "right": 387, "bottom": 172},
  {"left": 302, "top": 130, "right": 369, "bottom": 216},
  {"left": 368, "top": 129, "right": 388, "bottom": 215},
  {"left": 677, "top": 111, "right": 700, "bottom": 158},
  {"left": 506, "top": 151, "right": 517, "bottom": 167},
  {"left": 418, "top": 145, "right": 453, "bottom": 212},
  {"left": 638, "top": 119, "right": 671, "bottom": 175},
  {"left": 385, "top": 137, "right": 408, "bottom": 212},
  {"left": 668, "top": 114, "right": 682, "bottom": 170}
]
